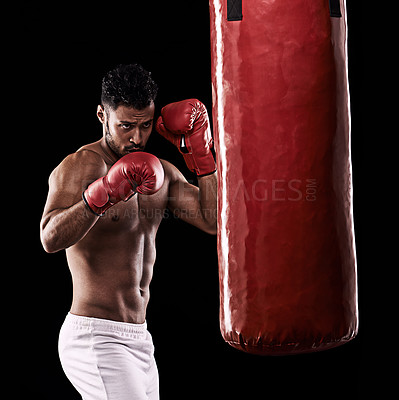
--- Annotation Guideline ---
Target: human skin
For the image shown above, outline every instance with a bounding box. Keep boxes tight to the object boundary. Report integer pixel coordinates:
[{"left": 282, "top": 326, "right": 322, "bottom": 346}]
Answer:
[{"left": 40, "top": 102, "right": 217, "bottom": 323}]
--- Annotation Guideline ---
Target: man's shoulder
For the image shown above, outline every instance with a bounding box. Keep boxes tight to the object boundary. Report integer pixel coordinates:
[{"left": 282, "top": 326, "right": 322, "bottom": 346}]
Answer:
[
  {"left": 49, "top": 145, "right": 107, "bottom": 185},
  {"left": 76, "top": 140, "right": 103, "bottom": 157},
  {"left": 59, "top": 149, "right": 105, "bottom": 172},
  {"left": 159, "top": 158, "right": 186, "bottom": 184}
]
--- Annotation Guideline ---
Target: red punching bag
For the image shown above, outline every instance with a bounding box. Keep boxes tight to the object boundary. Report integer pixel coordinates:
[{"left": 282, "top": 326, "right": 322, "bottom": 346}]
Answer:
[{"left": 209, "top": 0, "right": 358, "bottom": 355}]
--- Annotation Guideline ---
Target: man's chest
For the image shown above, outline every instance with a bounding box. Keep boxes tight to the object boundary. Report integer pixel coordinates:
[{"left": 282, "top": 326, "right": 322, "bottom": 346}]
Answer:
[{"left": 93, "top": 187, "right": 168, "bottom": 232}]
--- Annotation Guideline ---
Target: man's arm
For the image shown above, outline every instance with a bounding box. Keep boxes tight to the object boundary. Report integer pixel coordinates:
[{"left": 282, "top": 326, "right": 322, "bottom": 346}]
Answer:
[
  {"left": 40, "top": 149, "right": 165, "bottom": 253},
  {"left": 40, "top": 150, "right": 106, "bottom": 253},
  {"left": 164, "top": 160, "right": 217, "bottom": 235},
  {"left": 197, "top": 172, "right": 217, "bottom": 232},
  {"left": 155, "top": 99, "right": 218, "bottom": 234}
]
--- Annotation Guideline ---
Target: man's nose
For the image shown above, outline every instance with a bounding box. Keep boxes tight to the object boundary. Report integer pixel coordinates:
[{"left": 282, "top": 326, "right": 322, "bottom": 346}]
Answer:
[{"left": 129, "top": 127, "right": 143, "bottom": 145}]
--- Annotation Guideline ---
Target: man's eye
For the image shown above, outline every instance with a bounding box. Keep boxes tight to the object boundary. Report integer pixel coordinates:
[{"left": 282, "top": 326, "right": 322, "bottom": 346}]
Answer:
[
  {"left": 143, "top": 122, "right": 152, "bottom": 128},
  {"left": 121, "top": 124, "right": 131, "bottom": 129}
]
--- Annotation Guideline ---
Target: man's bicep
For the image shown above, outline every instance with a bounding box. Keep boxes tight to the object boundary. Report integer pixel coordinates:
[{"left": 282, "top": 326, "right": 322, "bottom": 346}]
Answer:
[
  {"left": 167, "top": 179, "right": 200, "bottom": 219},
  {"left": 43, "top": 151, "right": 106, "bottom": 215},
  {"left": 165, "top": 165, "right": 210, "bottom": 231}
]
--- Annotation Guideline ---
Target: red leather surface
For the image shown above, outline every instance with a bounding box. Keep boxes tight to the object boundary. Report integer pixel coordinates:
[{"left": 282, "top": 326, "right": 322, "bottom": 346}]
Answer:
[
  {"left": 84, "top": 152, "right": 164, "bottom": 216},
  {"left": 156, "top": 99, "right": 216, "bottom": 176},
  {"left": 209, "top": 0, "right": 358, "bottom": 355}
]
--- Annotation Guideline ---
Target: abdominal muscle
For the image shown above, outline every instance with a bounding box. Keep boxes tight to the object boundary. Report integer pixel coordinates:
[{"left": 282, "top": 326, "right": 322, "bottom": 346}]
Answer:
[{"left": 66, "top": 223, "right": 157, "bottom": 324}]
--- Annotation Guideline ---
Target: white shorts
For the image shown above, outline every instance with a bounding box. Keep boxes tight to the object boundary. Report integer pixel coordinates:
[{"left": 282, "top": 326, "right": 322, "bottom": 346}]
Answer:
[{"left": 58, "top": 313, "right": 159, "bottom": 400}]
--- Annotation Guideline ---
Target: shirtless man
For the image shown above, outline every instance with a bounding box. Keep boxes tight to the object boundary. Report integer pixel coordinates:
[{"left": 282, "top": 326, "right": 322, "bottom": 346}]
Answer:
[{"left": 40, "top": 64, "right": 217, "bottom": 400}]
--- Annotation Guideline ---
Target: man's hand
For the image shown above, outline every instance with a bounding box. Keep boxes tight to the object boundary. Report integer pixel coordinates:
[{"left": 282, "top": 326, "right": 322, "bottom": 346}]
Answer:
[
  {"left": 156, "top": 99, "right": 216, "bottom": 176},
  {"left": 83, "top": 152, "right": 165, "bottom": 216}
]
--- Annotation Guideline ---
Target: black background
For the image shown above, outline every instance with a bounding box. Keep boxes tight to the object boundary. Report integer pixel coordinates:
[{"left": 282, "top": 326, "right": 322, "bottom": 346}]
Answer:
[{"left": 15, "top": 0, "right": 373, "bottom": 398}]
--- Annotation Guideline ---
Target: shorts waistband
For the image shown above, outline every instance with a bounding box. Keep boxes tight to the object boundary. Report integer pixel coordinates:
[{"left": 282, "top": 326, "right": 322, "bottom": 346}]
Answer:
[{"left": 65, "top": 313, "right": 147, "bottom": 339}]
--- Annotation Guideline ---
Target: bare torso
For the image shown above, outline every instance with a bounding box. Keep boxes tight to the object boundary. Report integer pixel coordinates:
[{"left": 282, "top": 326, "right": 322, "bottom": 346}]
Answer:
[
  {"left": 40, "top": 135, "right": 216, "bottom": 324},
  {"left": 66, "top": 141, "right": 169, "bottom": 323}
]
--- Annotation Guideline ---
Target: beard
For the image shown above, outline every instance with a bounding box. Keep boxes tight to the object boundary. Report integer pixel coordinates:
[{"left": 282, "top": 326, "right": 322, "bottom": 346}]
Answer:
[
  {"left": 104, "top": 121, "right": 121, "bottom": 158},
  {"left": 104, "top": 121, "right": 145, "bottom": 159}
]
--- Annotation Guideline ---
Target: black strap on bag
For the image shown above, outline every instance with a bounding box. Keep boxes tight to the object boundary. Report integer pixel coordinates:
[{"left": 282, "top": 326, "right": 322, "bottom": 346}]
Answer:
[
  {"left": 227, "top": 0, "right": 243, "bottom": 21},
  {"left": 227, "top": 1, "right": 341, "bottom": 22},
  {"left": 329, "top": 0, "right": 342, "bottom": 18}
]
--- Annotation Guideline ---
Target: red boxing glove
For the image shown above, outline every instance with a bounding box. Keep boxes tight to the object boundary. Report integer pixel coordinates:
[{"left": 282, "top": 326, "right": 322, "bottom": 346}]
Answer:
[
  {"left": 156, "top": 99, "right": 216, "bottom": 176},
  {"left": 83, "top": 152, "right": 164, "bottom": 216}
]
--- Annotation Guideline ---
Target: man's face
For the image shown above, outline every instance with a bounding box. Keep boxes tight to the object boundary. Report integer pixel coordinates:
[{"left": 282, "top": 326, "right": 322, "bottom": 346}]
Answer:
[{"left": 98, "top": 102, "right": 155, "bottom": 158}]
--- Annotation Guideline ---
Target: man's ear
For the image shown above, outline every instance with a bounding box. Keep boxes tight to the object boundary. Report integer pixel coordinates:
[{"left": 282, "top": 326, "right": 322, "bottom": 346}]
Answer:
[{"left": 97, "top": 105, "right": 105, "bottom": 124}]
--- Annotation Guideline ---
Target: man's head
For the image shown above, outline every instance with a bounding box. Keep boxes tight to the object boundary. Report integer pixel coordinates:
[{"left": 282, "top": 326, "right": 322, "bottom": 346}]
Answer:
[{"left": 97, "top": 64, "right": 158, "bottom": 158}]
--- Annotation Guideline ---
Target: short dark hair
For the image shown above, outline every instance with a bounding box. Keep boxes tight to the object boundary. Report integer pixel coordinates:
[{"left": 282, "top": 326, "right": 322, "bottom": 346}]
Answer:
[{"left": 101, "top": 64, "right": 158, "bottom": 111}]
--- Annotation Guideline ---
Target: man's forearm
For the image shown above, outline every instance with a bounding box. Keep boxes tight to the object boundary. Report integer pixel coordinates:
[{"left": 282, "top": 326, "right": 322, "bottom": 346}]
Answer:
[
  {"left": 198, "top": 171, "right": 217, "bottom": 232},
  {"left": 40, "top": 200, "right": 99, "bottom": 253}
]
